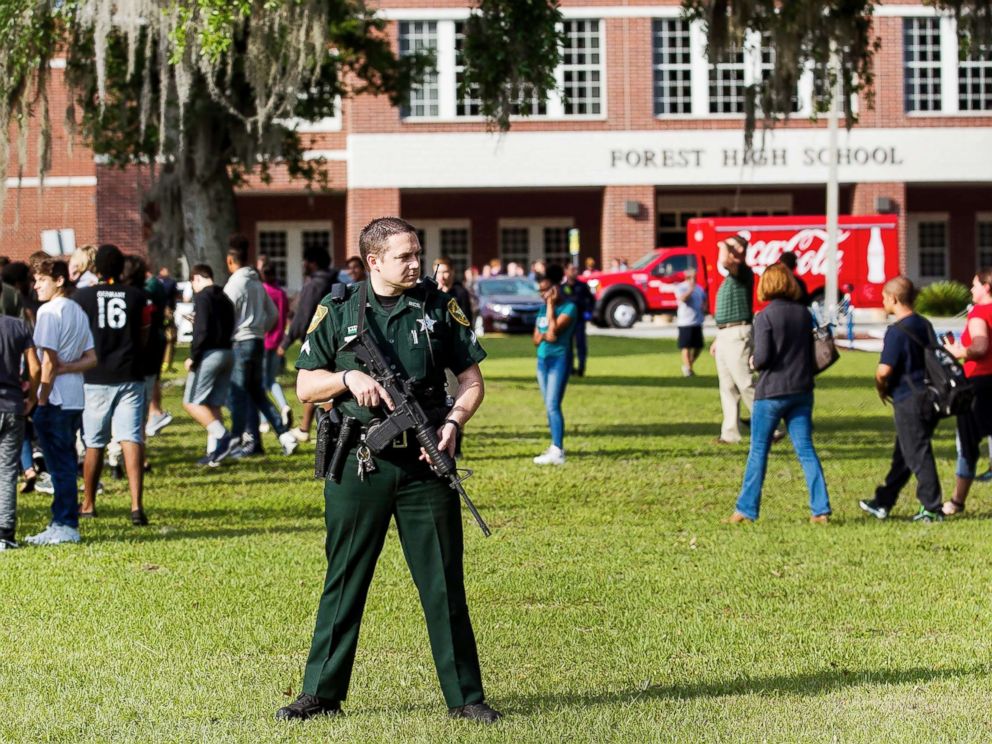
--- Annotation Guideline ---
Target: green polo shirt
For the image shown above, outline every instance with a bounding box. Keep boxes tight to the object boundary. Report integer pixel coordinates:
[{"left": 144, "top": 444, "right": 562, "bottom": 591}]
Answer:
[
  {"left": 296, "top": 281, "right": 487, "bottom": 424},
  {"left": 714, "top": 265, "right": 754, "bottom": 326}
]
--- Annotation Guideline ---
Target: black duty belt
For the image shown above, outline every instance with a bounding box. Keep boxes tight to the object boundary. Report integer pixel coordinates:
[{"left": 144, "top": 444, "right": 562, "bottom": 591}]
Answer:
[{"left": 716, "top": 320, "right": 751, "bottom": 330}]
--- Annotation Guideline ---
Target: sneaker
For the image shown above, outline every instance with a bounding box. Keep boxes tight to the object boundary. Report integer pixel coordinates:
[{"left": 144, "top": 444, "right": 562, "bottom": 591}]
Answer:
[
  {"left": 35, "top": 472, "right": 54, "bottom": 494},
  {"left": 681, "top": 365, "right": 693, "bottom": 378},
  {"left": 533, "top": 446, "right": 565, "bottom": 466},
  {"left": 275, "top": 693, "right": 341, "bottom": 721},
  {"left": 0, "top": 537, "right": 19, "bottom": 550},
  {"left": 977, "top": 468, "right": 992, "bottom": 483},
  {"left": 912, "top": 506, "right": 943, "bottom": 523},
  {"left": 259, "top": 420, "right": 271, "bottom": 434},
  {"left": 281, "top": 406, "right": 294, "bottom": 429},
  {"left": 289, "top": 426, "right": 310, "bottom": 443},
  {"left": 207, "top": 434, "right": 235, "bottom": 467},
  {"left": 110, "top": 463, "right": 124, "bottom": 481},
  {"left": 196, "top": 452, "right": 214, "bottom": 466},
  {"left": 145, "top": 411, "right": 174, "bottom": 437},
  {"left": 279, "top": 431, "right": 299, "bottom": 456},
  {"left": 27, "top": 523, "right": 80, "bottom": 545},
  {"left": 448, "top": 701, "right": 503, "bottom": 724},
  {"left": 859, "top": 499, "right": 889, "bottom": 520}
]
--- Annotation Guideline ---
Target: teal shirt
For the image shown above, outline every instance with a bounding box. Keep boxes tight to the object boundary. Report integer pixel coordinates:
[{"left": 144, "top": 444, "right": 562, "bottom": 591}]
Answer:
[{"left": 536, "top": 301, "right": 578, "bottom": 359}]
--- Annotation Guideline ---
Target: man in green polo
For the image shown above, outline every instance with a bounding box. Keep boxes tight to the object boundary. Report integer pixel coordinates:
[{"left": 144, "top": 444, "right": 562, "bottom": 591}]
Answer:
[
  {"left": 711, "top": 233, "right": 756, "bottom": 444},
  {"left": 276, "top": 217, "right": 501, "bottom": 724}
]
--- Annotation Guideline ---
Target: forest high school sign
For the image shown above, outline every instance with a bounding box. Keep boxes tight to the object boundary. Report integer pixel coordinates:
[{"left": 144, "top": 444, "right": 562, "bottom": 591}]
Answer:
[{"left": 348, "top": 127, "right": 992, "bottom": 189}]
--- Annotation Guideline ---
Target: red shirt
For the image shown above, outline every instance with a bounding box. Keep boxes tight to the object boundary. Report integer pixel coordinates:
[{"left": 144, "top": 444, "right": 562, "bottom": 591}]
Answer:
[
  {"left": 962, "top": 302, "right": 992, "bottom": 378},
  {"left": 263, "top": 282, "right": 289, "bottom": 351}
]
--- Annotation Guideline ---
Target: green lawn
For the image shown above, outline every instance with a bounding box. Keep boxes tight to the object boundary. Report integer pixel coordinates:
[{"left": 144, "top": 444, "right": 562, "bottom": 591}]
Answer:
[{"left": 3, "top": 336, "right": 992, "bottom": 742}]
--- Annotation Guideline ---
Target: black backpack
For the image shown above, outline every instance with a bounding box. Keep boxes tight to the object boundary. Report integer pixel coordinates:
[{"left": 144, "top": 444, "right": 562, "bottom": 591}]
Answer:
[{"left": 892, "top": 321, "right": 974, "bottom": 418}]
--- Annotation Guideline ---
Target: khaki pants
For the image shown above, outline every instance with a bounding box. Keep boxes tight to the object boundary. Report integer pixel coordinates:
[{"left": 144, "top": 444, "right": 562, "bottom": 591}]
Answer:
[{"left": 715, "top": 324, "right": 755, "bottom": 443}]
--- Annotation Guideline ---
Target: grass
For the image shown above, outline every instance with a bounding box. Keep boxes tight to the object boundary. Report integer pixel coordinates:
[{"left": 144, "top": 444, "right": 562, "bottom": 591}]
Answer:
[{"left": 3, "top": 335, "right": 992, "bottom": 742}]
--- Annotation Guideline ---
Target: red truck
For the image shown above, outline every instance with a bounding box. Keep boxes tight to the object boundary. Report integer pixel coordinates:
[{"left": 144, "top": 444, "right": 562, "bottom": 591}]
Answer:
[{"left": 583, "top": 214, "right": 899, "bottom": 328}]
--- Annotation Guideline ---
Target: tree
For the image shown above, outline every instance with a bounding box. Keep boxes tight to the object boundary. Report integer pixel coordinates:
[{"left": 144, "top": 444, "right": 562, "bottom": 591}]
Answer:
[{"left": 0, "top": 0, "right": 563, "bottom": 274}]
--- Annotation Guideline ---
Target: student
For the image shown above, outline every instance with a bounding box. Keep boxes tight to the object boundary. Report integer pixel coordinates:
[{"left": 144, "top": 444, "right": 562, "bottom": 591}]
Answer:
[
  {"left": 532, "top": 264, "right": 577, "bottom": 466},
  {"left": 258, "top": 262, "right": 292, "bottom": 432},
  {"left": 183, "top": 264, "right": 236, "bottom": 466},
  {"left": 25, "top": 259, "right": 96, "bottom": 546},
  {"left": 675, "top": 268, "right": 705, "bottom": 377},
  {"left": 72, "top": 244, "right": 151, "bottom": 526},
  {"left": 0, "top": 312, "right": 40, "bottom": 549},
  {"left": 860, "top": 277, "right": 944, "bottom": 522}
]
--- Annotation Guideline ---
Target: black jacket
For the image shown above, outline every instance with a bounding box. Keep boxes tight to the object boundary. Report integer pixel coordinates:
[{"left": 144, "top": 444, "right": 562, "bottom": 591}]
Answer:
[
  {"left": 284, "top": 269, "right": 338, "bottom": 348},
  {"left": 752, "top": 299, "right": 815, "bottom": 400},
  {"left": 190, "top": 285, "right": 235, "bottom": 368}
]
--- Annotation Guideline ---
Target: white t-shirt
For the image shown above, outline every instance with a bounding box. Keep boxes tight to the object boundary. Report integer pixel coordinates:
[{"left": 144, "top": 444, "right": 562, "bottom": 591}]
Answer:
[
  {"left": 676, "top": 281, "right": 705, "bottom": 327},
  {"left": 33, "top": 296, "right": 94, "bottom": 410}
]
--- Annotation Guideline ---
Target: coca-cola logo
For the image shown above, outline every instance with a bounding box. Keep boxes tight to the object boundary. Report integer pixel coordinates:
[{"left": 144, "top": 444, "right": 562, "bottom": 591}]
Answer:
[{"left": 717, "top": 229, "right": 849, "bottom": 277}]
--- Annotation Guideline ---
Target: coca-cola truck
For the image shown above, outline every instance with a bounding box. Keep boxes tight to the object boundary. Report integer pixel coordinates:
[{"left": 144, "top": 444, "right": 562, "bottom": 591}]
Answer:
[{"left": 583, "top": 214, "right": 899, "bottom": 328}]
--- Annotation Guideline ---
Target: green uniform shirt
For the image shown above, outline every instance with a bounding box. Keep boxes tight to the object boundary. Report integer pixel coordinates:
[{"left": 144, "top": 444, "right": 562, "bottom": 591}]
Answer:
[
  {"left": 295, "top": 281, "right": 487, "bottom": 424},
  {"left": 714, "top": 265, "right": 754, "bottom": 325}
]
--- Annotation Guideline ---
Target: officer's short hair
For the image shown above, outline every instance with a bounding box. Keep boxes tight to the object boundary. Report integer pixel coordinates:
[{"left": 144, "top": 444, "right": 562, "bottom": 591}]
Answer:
[{"left": 359, "top": 217, "right": 418, "bottom": 266}]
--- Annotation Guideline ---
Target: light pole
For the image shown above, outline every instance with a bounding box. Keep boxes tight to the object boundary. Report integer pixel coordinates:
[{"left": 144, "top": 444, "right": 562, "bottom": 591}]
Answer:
[{"left": 824, "top": 44, "right": 841, "bottom": 323}]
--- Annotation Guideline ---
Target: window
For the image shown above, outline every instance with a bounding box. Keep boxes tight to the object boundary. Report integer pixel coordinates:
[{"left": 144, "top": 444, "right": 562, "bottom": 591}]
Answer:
[
  {"left": 959, "top": 38, "right": 992, "bottom": 111},
  {"left": 416, "top": 221, "right": 472, "bottom": 275},
  {"left": 918, "top": 221, "right": 948, "bottom": 279},
  {"left": 561, "top": 20, "right": 603, "bottom": 115},
  {"left": 653, "top": 254, "right": 697, "bottom": 278},
  {"left": 399, "top": 21, "right": 439, "bottom": 118},
  {"left": 498, "top": 219, "right": 574, "bottom": 267},
  {"left": 256, "top": 222, "right": 334, "bottom": 293},
  {"left": 652, "top": 19, "right": 692, "bottom": 115},
  {"left": 258, "top": 231, "right": 289, "bottom": 287},
  {"left": 709, "top": 40, "right": 747, "bottom": 114},
  {"left": 398, "top": 18, "right": 602, "bottom": 120},
  {"left": 655, "top": 194, "right": 791, "bottom": 247},
  {"left": 904, "top": 18, "right": 942, "bottom": 112},
  {"left": 978, "top": 219, "right": 992, "bottom": 269}
]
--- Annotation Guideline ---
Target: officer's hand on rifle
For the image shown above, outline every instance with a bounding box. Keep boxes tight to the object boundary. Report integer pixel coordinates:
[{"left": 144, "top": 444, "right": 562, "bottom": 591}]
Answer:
[
  {"left": 343, "top": 370, "right": 395, "bottom": 410},
  {"left": 420, "top": 421, "right": 458, "bottom": 466}
]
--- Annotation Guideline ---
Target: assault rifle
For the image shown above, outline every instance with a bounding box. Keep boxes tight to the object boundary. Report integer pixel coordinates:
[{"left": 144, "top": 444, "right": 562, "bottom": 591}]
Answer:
[{"left": 341, "top": 331, "right": 492, "bottom": 537}]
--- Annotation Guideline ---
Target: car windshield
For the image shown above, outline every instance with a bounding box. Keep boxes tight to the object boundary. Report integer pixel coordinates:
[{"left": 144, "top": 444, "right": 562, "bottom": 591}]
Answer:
[
  {"left": 477, "top": 278, "right": 540, "bottom": 297},
  {"left": 630, "top": 251, "right": 659, "bottom": 270}
]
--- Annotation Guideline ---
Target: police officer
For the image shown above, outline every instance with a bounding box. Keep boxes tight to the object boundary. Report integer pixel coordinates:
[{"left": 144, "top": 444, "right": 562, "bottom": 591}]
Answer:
[{"left": 276, "top": 217, "right": 501, "bottom": 724}]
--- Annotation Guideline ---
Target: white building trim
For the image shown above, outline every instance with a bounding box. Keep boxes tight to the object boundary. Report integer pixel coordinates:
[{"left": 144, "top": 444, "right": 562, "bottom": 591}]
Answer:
[{"left": 4, "top": 176, "right": 97, "bottom": 188}]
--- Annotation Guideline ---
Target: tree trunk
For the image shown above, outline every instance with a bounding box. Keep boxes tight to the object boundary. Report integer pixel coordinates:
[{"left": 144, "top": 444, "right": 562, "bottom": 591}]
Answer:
[{"left": 147, "top": 107, "right": 238, "bottom": 280}]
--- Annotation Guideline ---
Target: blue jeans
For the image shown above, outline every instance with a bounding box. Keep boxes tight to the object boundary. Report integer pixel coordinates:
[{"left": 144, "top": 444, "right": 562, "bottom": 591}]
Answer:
[
  {"left": 735, "top": 392, "right": 830, "bottom": 521},
  {"left": 230, "top": 339, "right": 285, "bottom": 442},
  {"left": 33, "top": 404, "right": 82, "bottom": 529},
  {"left": 537, "top": 354, "right": 570, "bottom": 449},
  {"left": 0, "top": 413, "right": 25, "bottom": 539}
]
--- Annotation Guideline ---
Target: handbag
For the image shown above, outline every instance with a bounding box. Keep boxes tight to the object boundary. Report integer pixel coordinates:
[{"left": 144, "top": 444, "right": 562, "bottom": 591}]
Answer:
[{"left": 812, "top": 324, "right": 840, "bottom": 374}]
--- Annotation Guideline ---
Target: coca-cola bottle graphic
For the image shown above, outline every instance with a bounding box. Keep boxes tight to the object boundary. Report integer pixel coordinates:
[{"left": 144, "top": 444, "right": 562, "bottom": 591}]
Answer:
[{"left": 867, "top": 226, "right": 886, "bottom": 284}]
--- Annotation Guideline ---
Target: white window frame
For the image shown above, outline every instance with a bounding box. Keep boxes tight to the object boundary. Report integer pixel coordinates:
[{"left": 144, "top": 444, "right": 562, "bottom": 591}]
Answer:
[
  {"left": 413, "top": 219, "right": 472, "bottom": 274},
  {"left": 655, "top": 193, "right": 793, "bottom": 247},
  {"left": 654, "top": 21, "right": 853, "bottom": 120},
  {"left": 497, "top": 218, "right": 575, "bottom": 267},
  {"left": 977, "top": 212, "right": 992, "bottom": 270},
  {"left": 255, "top": 221, "right": 334, "bottom": 294},
  {"left": 397, "top": 19, "right": 605, "bottom": 122},
  {"left": 903, "top": 13, "right": 992, "bottom": 116},
  {"left": 907, "top": 213, "right": 950, "bottom": 282}
]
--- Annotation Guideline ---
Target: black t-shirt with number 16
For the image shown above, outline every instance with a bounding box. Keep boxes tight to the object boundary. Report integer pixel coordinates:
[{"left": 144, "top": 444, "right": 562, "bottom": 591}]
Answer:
[{"left": 73, "top": 283, "right": 149, "bottom": 384}]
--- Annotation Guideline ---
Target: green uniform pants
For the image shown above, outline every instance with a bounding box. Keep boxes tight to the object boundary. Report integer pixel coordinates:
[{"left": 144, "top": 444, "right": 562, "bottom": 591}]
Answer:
[{"left": 302, "top": 447, "right": 485, "bottom": 708}]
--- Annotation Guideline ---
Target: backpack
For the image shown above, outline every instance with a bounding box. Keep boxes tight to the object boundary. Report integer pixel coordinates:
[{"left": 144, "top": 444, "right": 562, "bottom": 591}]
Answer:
[{"left": 892, "top": 320, "right": 974, "bottom": 418}]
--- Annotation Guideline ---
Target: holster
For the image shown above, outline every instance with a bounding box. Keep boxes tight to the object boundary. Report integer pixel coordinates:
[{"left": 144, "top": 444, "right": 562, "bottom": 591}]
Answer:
[{"left": 313, "top": 408, "right": 340, "bottom": 480}]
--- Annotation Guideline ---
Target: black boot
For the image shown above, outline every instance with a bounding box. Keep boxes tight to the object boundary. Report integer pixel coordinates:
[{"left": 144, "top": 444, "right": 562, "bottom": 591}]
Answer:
[
  {"left": 275, "top": 693, "right": 341, "bottom": 721},
  {"left": 448, "top": 701, "right": 503, "bottom": 723}
]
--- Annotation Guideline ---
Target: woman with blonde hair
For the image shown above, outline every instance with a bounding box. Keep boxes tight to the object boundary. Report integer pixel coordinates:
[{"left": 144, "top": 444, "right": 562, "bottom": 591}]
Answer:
[
  {"left": 68, "top": 245, "right": 98, "bottom": 289},
  {"left": 724, "top": 262, "right": 831, "bottom": 524}
]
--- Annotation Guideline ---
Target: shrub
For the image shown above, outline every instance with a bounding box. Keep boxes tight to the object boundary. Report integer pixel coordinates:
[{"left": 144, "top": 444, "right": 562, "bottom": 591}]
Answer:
[{"left": 915, "top": 280, "right": 971, "bottom": 317}]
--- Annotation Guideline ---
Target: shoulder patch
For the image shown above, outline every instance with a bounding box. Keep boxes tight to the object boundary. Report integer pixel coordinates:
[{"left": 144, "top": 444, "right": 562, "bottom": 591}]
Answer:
[
  {"left": 447, "top": 298, "right": 470, "bottom": 327},
  {"left": 307, "top": 305, "right": 329, "bottom": 334}
]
